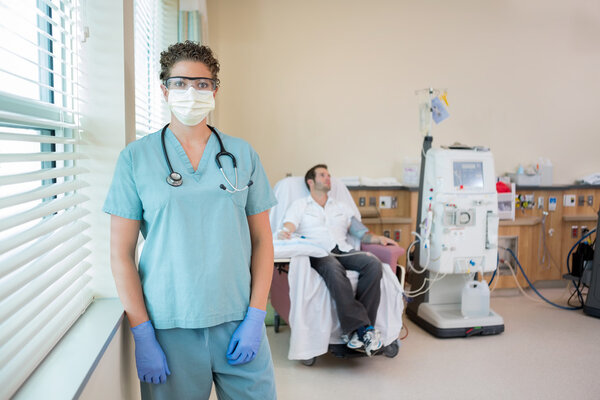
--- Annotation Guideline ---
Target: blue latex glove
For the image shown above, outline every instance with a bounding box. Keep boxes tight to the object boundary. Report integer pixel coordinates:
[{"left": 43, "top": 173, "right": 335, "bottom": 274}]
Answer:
[
  {"left": 226, "top": 307, "right": 267, "bottom": 365},
  {"left": 130, "top": 320, "right": 171, "bottom": 384}
]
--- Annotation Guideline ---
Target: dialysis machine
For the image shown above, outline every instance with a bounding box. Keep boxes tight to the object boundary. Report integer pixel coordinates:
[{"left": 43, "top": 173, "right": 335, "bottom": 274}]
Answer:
[{"left": 406, "top": 135, "right": 505, "bottom": 337}]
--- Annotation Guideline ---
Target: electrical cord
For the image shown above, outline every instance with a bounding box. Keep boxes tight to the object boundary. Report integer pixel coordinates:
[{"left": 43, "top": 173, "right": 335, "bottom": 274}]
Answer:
[
  {"left": 403, "top": 271, "right": 447, "bottom": 298},
  {"left": 503, "top": 259, "right": 543, "bottom": 303},
  {"left": 406, "top": 210, "right": 434, "bottom": 274},
  {"left": 488, "top": 268, "right": 497, "bottom": 286},
  {"left": 399, "top": 320, "right": 409, "bottom": 340},
  {"left": 489, "top": 268, "right": 500, "bottom": 293},
  {"left": 502, "top": 247, "right": 582, "bottom": 310},
  {"left": 565, "top": 228, "right": 596, "bottom": 305},
  {"left": 538, "top": 211, "right": 548, "bottom": 267},
  {"left": 330, "top": 250, "right": 376, "bottom": 258},
  {"left": 487, "top": 252, "right": 500, "bottom": 287},
  {"left": 567, "top": 285, "right": 588, "bottom": 308},
  {"left": 406, "top": 235, "right": 429, "bottom": 274},
  {"left": 566, "top": 228, "right": 596, "bottom": 274},
  {"left": 535, "top": 212, "right": 564, "bottom": 274}
]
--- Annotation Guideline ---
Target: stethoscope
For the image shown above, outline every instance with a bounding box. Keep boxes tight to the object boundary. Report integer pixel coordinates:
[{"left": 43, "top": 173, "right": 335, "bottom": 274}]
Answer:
[{"left": 160, "top": 123, "right": 253, "bottom": 192}]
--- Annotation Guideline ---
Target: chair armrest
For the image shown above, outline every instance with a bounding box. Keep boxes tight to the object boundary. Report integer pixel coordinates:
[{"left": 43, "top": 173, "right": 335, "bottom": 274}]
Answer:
[
  {"left": 396, "top": 265, "right": 406, "bottom": 289},
  {"left": 360, "top": 243, "right": 406, "bottom": 273}
]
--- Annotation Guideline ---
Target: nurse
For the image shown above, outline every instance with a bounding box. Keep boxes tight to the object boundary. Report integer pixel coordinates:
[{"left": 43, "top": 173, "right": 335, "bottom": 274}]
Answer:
[{"left": 103, "top": 41, "right": 277, "bottom": 399}]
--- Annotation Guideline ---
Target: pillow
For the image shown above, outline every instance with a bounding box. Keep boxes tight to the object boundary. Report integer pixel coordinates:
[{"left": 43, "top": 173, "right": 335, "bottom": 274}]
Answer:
[{"left": 273, "top": 238, "right": 329, "bottom": 258}]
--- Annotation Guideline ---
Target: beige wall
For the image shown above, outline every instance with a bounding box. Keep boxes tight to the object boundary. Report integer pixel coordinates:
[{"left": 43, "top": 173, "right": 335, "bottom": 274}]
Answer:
[
  {"left": 207, "top": 0, "right": 600, "bottom": 185},
  {"left": 79, "top": 320, "right": 140, "bottom": 400}
]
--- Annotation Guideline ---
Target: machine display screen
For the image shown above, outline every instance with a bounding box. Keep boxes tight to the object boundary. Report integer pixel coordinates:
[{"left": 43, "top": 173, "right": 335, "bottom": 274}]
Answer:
[{"left": 453, "top": 161, "right": 484, "bottom": 188}]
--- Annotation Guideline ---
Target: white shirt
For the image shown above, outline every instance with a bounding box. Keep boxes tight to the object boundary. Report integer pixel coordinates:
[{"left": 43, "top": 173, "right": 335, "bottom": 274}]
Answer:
[{"left": 283, "top": 195, "right": 355, "bottom": 252}]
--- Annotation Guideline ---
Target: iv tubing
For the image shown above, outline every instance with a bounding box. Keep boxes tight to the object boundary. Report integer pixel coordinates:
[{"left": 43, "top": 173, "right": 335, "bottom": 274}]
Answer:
[
  {"left": 565, "top": 228, "right": 596, "bottom": 305},
  {"left": 503, "top": 247, "right": 581, "bottom": 311}
]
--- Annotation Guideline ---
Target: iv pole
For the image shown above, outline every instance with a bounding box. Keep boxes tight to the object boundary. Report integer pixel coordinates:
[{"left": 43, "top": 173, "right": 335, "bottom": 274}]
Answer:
[{"left": 407, "top": 88, "right": 436, "bottom": 320}]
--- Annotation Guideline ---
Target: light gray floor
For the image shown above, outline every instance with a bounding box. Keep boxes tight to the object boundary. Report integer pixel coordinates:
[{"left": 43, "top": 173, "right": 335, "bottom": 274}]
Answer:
[{"left": 255, "top": 287, "right": 599, "bottom": 400}]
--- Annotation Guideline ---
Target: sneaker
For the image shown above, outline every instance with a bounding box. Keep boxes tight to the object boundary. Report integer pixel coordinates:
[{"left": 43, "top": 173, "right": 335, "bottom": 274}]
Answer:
[
  {"left": 362, "top": 329, "right": 382, "bottom": 356},
  {"left": 346, "top": 331, "right": 364, "bottom": 350}
]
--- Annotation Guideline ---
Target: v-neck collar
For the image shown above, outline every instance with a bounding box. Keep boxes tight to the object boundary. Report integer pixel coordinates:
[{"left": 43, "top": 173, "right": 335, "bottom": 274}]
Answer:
[{"left": 165, "top": 127, "right": 216, "bottom": 176}]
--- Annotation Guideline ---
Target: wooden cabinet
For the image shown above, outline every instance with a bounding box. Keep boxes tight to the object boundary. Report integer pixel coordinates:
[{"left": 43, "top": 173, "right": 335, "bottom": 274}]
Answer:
[
  {"left": 488, "top": 187, "right": 599, "bottom": 288},
  {"left": 493, "top": 218, "right": 541, "bottom": 288},
  {"left": 348, "top": 185, "right": 599, "bottom": 288}
]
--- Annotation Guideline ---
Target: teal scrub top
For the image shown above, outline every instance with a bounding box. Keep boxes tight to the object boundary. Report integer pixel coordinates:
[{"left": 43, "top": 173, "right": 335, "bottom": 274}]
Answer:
[{"left": 103, "top": 127, "right": 277, "bottom": 329}]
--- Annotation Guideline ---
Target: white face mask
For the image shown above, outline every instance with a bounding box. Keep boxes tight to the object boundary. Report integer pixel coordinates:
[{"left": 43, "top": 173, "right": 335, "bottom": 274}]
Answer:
[{"left": 167, "top": 87, "right": 215, "bottom": 126}]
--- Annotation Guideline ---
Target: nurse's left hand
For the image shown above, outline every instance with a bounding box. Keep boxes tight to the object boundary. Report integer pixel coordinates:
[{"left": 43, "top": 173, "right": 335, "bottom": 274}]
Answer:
[{"left": 226, "top": 307, "right": 266, "bottom": 365}]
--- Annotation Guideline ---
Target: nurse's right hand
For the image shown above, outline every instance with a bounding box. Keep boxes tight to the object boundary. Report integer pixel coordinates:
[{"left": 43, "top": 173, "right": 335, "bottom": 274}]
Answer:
[{"left": 130, "top": 320, "right": 171, "bottom": 384}]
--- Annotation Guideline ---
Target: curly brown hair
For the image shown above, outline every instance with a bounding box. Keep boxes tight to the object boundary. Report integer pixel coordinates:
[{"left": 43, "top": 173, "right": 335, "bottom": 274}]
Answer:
[{"left": 159, "top": 41, "right": 220, "bottom": 85}]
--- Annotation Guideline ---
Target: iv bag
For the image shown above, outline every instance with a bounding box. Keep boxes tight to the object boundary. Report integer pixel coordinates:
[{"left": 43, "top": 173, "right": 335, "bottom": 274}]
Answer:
[{"left": 419, "top": 101, "right": 432, "bottom": 136}]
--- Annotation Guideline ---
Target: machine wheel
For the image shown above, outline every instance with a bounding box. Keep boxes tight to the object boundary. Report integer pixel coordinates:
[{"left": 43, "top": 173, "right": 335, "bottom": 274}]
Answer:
[
  {"left": 382, "top": 341, "right": 399, "bottom": 358},
  {"left": 300, "top": 357, "right": 316, "bottom": 366},
  {"left": 273, "top": 314, "right": 280, "bottom": 333}
]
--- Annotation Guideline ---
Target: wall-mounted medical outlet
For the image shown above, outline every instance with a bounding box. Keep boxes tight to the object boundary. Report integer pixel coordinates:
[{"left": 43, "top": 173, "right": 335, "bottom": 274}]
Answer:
[
  {"left": 571, "top": 225, "right": 579, "bottom": 238},
  {"left": 563, "top": 194, "right": 576, "bottom": 207},
  {"left": 588, "top": 195, "right": 594, "bottom": 207},
  {"left": 537, "top": 196, "right": 544, "bottom": 209},
  {"left": 391, "top": 197, "right": 398, "bottom": 209},
  {"left": 369, "top": 197, "right": 376, "bottom": 206},
  {"left": 524, "top": 194, "right": 534, "bottom": 208},
  {"left": 359, "top": 197, "right": 366, "bottom": 207},
  {"left": 498, "top": 236, "right": 518, "bottom": 276},
  {"left": 379, "top": 196, "right": 392, "bottom": 209},
  {"left": 548, "top": 197, "right": 557, "bottom": 211},
  {"left": 578, "top": 195, "right": 585, "bottom": 206},
  {"left": 394, "top": 230, "right": 401, "bottom": 242},
  {"left": 383, "top": 230, "right": 391, "bottom": 238},
  {"left": 516, "top": 194, "right": 535, "bottom": 209}
]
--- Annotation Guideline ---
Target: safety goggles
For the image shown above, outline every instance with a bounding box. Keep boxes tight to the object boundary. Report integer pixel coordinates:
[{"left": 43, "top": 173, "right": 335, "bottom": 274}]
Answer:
[{"left": 164, "top": 76, "right": 218, "bottom": 91}]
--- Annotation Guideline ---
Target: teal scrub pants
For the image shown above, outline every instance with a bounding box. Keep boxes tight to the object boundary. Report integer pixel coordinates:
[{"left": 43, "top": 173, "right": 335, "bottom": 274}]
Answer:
[{"left": 140, "top": 321, "right": 277, "bottom": 400}]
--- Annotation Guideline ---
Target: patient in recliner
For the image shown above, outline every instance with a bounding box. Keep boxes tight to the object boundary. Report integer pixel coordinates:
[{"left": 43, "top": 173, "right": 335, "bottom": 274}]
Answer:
[{"left": 277, "top": 164, "right": 400, "bottom": 356}]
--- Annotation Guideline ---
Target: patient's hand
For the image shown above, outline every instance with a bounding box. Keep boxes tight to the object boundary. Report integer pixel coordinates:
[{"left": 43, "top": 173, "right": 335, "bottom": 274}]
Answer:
[
  {"left": 277, "top": 229, "right": 291, "bottom": 240},
  {"left": 378, "top": 236, "right": 399, "bottom": 246}
]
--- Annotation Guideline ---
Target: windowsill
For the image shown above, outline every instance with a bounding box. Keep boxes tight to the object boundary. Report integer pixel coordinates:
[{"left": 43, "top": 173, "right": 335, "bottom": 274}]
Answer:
[{"left": 13, "top": 298, "right": 124, "bottom": 400}]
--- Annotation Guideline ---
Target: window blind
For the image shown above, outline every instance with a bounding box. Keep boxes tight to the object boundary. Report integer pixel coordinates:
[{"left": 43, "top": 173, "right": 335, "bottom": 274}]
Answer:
[
  {"left": 134, "top": 0, "right": 175, "bottom": 138},
  {"left": 0, "top": 1, "right": 92, "bottom": 398}
]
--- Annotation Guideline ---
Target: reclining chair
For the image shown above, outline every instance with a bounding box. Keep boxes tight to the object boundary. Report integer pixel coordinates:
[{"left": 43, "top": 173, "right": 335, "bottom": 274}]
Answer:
[{"left": 269, "top": 176, "right": 406, "bottom": 365}]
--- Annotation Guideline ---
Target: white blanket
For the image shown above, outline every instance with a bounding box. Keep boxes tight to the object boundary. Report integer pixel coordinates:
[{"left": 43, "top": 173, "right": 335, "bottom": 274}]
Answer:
[
  {"left": 286, "top": 256, "right": 404, "bottom": 360},
  {"left": 269, "top": 176, "right": 404, "bottom": 360}
]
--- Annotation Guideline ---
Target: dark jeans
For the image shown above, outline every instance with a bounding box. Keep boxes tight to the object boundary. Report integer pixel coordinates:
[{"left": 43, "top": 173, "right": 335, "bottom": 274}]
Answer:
[{"left": 309, "top": 250, "right": 383, "bottom": 335}]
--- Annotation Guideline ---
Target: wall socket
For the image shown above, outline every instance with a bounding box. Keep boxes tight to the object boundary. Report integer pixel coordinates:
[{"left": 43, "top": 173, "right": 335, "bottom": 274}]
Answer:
[
  {"left": 588, "top": 195, "right": 594, "bottom": 206},
  {"left": 498, "top": 236, "right": 518, "bottom": 276},
  {"left": 548, "top": 196, "right": 557, "bottom": 211},
  {"left": 537, "top": 196, "right": 544, "bottom": 209},
  {"left": 563, "top": 194, "right": 576, "bottom": 207},
  {"left": 379, "top": 196, "right": 392, "bottom": 209}
]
